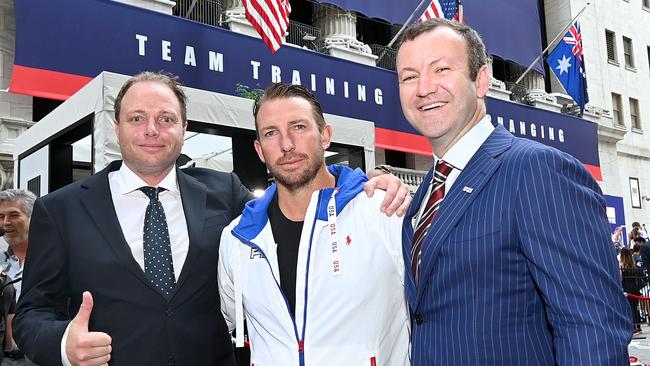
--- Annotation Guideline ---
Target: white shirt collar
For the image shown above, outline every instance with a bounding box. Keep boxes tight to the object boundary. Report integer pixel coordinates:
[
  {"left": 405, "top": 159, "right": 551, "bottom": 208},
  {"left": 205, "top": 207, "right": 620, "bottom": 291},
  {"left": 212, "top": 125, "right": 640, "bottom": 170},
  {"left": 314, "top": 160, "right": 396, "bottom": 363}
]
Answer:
[
  {"left": 114, "top": 162, "right": 180, "bottom": 195},
  {"left": 435, "top": 114, "right": 494, "bottom": 171}
]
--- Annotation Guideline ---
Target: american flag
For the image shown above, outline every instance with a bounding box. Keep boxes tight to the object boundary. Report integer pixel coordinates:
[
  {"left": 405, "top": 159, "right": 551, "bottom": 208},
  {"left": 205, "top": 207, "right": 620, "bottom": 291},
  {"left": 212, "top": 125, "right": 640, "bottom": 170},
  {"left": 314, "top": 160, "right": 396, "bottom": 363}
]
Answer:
[
  {"left": 418, "top": 0, "right": 463, "bottom": 23},
  {"left": 243, "top": 0, "right": 291, "bottom": 53}
]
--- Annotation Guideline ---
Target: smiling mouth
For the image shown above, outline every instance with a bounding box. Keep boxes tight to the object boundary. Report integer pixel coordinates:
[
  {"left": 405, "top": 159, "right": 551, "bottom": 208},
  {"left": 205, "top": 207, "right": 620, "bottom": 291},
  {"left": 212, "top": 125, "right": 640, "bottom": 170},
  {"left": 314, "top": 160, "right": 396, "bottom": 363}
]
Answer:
[{"left": 420, "top": 102, "right": 448, "bottom": 111}]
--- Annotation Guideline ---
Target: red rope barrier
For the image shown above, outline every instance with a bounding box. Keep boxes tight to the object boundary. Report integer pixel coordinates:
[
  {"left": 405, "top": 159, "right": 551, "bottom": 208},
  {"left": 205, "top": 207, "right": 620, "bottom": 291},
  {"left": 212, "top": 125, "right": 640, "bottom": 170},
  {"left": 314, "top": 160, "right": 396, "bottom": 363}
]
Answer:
[{"left": 625, "top": 292, "right": 650, "bottom": 300}]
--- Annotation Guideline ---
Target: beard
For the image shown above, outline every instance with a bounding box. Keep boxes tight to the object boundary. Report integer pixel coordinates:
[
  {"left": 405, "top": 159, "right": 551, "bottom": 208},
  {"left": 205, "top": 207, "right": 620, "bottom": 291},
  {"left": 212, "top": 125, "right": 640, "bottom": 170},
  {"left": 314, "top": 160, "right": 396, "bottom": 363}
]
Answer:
[{"left": 268, "top": 147, "right": 325, "bottom": 192}]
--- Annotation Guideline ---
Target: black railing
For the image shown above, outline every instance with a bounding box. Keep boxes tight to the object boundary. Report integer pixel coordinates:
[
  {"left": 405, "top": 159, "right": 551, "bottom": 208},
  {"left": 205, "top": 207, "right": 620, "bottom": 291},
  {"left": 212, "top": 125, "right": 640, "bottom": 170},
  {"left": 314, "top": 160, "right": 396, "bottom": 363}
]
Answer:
[
  {"left": 370, "top": 44, "right": 396, "bottom": 71},
  {"left": 287, "top": 21, "right": 321, "bottom": 50},
  {"left": 503, "top": 81, "right": 527, "bottom": 104},
  {"left": 174, "top": 0, "right": 223, "bottom": 27}
]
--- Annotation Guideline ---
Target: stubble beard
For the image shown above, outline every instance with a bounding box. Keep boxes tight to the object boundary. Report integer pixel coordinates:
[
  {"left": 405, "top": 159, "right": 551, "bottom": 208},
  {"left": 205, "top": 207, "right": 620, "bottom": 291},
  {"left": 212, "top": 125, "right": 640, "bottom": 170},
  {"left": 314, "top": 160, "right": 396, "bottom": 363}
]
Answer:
[{"left": 269, "top": 148, "right": 325, "bottom": 192}]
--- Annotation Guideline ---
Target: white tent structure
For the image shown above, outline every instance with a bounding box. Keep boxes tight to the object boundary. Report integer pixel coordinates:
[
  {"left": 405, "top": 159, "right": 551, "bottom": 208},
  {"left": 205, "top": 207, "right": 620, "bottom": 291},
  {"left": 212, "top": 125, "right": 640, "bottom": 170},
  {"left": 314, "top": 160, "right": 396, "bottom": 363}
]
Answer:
[{"left": 13, "top": 72, "right": 377, "bottom": 195}]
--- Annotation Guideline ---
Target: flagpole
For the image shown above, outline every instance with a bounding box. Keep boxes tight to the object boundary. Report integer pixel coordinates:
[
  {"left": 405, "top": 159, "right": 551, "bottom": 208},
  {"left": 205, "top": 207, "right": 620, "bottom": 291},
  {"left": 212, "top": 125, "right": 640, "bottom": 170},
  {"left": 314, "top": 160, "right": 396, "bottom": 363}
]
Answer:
[
  {"left": 377, "top": 0, "right": 429, "bottom": 64},
  {"left": 514, "top": 2, "right": 590, "bottom": 85}
]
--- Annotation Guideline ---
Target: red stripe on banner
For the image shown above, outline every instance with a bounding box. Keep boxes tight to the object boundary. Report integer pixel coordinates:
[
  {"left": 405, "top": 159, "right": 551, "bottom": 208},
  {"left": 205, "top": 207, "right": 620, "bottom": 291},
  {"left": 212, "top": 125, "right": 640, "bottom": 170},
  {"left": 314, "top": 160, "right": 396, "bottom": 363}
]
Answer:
[
  {"left": 376, "top": 127, "right": 603, "bottom": 181},
  {"left": 375, "top": 127, "right": 432, "bottom": 156},
  {"left": 9, "top": 65, "right": 92, "bottom": 101},
  {"left": 584, "top": 164, "right": 602, "bottom": 181}
]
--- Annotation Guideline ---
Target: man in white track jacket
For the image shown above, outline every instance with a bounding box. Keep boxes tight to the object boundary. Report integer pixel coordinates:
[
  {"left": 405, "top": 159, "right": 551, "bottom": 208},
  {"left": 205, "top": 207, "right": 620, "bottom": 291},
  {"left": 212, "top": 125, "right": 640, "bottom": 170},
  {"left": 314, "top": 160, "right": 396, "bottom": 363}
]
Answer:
[{"left": 218, "top": 83, "right": 409, "bottom": 366}]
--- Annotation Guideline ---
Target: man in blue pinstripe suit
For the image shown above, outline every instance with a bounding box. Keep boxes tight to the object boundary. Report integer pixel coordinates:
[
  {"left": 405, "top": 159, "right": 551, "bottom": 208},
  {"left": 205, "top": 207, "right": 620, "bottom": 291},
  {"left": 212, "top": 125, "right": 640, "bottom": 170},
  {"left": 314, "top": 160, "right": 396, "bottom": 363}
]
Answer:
[{"left": 396, "top": 18, "right": 631, "bottom": 365}]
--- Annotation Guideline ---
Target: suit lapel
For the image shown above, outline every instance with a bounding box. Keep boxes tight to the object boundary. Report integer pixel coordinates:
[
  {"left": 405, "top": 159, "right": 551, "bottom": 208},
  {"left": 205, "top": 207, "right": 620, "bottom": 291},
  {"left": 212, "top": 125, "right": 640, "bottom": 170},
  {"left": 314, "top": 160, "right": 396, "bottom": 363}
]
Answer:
[
  {"left": 414, "top": 126, "right": 513, "bottom": 307},
  {"left": 172, "top": 168, "right": 207, "bottom": 294},
  {"left": 79, "top": 161, "right": 152, "bottom": 289}
]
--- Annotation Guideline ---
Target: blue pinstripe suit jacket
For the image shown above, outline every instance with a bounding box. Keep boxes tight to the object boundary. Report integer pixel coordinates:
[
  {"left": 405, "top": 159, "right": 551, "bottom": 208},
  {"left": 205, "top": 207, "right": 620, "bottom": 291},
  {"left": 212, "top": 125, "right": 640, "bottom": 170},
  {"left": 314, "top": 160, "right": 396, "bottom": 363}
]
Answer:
[{"left": 403, "top": 124, "right": 631, "bottom": 365}]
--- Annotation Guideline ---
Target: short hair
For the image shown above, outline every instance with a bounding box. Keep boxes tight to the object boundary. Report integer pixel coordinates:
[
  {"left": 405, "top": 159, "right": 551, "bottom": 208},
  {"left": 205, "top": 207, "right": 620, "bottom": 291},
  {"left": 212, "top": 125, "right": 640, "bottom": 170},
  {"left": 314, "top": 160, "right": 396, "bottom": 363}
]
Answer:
[
  {"left": 114, "top": 71, "right": 188, "bottom": 123},
  {"left": 632, "top": 222, "right": 641, "bottom": 228},
  {"left": 0, "top": 189, "right": 37, "bottom": 217},
  {"left": 253, "top": 83, "right": 326, "bottom": 138},
  {"left": 634, "top": 236, "right": 646, "bottom": 244},
  {"left": 397, "top": 18, "right": 488, "bottom": 81}
]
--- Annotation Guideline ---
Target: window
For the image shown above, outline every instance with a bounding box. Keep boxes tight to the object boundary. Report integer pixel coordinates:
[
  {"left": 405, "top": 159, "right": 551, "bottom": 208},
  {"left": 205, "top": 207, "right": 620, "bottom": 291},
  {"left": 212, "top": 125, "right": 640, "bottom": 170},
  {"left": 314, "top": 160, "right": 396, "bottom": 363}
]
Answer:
[
  {"left": 606, "top": 30, "right": 617, "bottom": 62},
  {"left": 623, "top": 36, "right": 635, "bottom": 68},
  {"left": 612, "top": 93, "right": 624, "bottom": 125},
  {"left": 630, "top": 97, "right": 641, "bottom": 129}
]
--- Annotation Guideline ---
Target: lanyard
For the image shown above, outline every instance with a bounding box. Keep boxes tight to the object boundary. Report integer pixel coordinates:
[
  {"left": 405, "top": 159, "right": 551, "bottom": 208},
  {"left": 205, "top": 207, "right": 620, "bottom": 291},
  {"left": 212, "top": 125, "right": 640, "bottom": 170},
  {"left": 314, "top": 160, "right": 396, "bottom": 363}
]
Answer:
[{"left": 327, "top": 189, "right": 341, "bottom": 276}]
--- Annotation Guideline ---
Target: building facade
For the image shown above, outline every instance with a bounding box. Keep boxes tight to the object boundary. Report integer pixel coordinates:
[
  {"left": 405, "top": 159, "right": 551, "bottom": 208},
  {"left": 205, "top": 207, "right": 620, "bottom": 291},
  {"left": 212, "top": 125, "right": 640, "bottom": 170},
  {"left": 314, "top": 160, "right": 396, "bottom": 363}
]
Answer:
[{"left": 1, "top": 0, "right": 648, "bottom": 231}]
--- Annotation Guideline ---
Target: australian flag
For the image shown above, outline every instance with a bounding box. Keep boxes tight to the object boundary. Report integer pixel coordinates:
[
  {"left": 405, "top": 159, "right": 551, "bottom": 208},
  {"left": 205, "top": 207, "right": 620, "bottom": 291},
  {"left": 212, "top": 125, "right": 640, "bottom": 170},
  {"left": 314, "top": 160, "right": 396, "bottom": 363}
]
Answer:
[
  {"left": 418, "top": 0, "right": 463, "bottom": 23},
  {"left": 546, "top": 21, "right": 589, "bottom": 114}
]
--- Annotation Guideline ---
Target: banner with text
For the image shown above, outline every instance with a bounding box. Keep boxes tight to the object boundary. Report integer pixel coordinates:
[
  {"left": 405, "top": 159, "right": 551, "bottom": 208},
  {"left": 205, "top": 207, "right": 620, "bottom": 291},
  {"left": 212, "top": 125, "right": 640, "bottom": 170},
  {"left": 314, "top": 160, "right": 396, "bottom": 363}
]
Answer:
[{"left": 10, "top": 0, "right": 600, "bottom": 178}]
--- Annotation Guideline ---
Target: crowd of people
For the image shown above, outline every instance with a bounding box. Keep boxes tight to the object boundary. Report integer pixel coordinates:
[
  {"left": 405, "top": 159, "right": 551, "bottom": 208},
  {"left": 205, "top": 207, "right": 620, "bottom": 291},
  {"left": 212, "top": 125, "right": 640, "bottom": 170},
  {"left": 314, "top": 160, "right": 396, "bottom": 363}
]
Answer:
[
  {"left": 0, "top": 18, "right": 634, "bottom": 366},
  {"left": 617, "top": 222, "right": 650, "bottom": 335}
]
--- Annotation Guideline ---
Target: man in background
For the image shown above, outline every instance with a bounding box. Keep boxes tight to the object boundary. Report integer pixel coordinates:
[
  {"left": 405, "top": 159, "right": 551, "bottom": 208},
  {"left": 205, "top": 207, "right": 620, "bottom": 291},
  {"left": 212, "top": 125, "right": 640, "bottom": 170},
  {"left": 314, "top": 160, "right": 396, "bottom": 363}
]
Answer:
[{"left": 0, "top": 189, "right": 37, "bottom": 365}]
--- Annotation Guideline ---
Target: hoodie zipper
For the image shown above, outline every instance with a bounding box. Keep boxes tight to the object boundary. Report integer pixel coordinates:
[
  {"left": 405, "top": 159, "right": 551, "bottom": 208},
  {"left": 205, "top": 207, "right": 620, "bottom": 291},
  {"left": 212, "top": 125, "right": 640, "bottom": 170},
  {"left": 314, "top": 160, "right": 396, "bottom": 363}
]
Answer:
[{"left": 232, "top": 190, "right": 325, "bottom": 366}]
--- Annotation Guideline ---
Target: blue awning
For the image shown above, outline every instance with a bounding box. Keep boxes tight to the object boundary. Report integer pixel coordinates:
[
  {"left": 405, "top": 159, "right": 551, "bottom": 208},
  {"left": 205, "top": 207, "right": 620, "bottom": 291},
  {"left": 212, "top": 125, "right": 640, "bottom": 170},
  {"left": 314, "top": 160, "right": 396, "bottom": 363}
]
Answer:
[{"left": 317, "top": 0, "right": 544, "bottom": 73}]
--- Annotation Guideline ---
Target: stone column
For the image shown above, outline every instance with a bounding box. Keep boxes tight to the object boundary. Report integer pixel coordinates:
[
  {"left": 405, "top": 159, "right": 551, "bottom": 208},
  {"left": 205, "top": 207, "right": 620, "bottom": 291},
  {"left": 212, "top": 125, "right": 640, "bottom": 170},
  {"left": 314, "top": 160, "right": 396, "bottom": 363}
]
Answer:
[
  {"left": 222, "top": 0, "right": 259, "bottom": 37},
  {"left": 523, "top": 70, "right": 546, "bottom": 96},
  {"left": 486, "top": 57, "right": 511, "bottom": 100},
  {"left": 0, "top": 1, "right": 33, "bottom": 188},
  {"left": 114, "top": 0, "right": 175, "bottom": 14},
  {"left": 522, "top": 71, "right": 561, "bottom": 112},
  {"left": 313, "top": 5, "right": 377, "bottom": 66}
]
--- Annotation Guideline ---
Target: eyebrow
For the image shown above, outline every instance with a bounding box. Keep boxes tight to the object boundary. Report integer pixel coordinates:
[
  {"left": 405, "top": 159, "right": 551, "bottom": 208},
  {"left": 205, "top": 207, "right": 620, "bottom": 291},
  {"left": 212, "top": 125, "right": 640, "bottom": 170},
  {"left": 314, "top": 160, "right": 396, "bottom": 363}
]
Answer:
[{"left": 398, "top": 57, "right": 445, "bottom": 74}]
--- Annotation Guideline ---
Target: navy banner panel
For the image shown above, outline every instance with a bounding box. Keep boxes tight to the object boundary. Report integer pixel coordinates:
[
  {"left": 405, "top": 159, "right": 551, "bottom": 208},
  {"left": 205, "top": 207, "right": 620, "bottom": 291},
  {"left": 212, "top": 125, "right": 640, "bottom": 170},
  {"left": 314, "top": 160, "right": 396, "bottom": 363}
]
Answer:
[
  {"left": 11, "top": 0, "right": 599, "bottom": 177},
  {"left": 318, "top": 0, "right": 544, "bottom": 73},
  {"left": 604, "top": 195, "right": 626, "bottom": 244}
]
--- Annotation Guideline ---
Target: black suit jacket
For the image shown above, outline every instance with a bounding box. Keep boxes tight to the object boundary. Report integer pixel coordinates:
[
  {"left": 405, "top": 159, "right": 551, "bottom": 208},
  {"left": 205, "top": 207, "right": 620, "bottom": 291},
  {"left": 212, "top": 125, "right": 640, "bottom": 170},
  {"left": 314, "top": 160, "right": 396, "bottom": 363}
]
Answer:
[{"left": 14, "top": 161, "right": 252, "bottom": 366}]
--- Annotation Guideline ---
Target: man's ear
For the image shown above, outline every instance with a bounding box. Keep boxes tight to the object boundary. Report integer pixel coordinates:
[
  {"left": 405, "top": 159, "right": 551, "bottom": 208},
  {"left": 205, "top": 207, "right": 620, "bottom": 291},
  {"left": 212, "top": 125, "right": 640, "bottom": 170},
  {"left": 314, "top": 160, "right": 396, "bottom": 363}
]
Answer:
[
  {"left": 253, "top": 139, "right": 266, "bottom": 164},
  {"left": 321, "top": 124, "right": 333, "bottom": 150},
  {"left": 114, "top": 120, "right": 120, "bottom": 142},
  {"left": 475, "top": 64, "right": 490, "bottom": 98}
]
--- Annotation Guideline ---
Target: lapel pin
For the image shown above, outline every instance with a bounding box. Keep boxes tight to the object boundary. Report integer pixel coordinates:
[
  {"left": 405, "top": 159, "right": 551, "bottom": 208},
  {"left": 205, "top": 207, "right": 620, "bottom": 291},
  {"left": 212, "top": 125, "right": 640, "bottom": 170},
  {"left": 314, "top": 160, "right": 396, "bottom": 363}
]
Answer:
[{"left": 462, "top": 186, "right": 474, "bottom": 194}]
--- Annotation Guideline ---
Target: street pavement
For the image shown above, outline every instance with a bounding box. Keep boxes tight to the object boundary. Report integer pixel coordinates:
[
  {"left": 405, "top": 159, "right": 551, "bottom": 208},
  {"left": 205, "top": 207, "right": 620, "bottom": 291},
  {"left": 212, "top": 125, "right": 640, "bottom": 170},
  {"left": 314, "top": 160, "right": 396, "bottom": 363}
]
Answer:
[{"left": 630, "top": 324, "right": 650, "bottom": 365}]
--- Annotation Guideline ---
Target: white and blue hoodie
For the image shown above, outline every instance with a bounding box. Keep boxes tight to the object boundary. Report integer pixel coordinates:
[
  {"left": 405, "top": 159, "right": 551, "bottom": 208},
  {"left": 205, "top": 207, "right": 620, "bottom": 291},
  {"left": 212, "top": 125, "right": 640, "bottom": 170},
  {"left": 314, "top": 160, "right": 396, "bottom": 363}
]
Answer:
[{"left": 218, "top": 165, "right": 409, "bottom": 366}]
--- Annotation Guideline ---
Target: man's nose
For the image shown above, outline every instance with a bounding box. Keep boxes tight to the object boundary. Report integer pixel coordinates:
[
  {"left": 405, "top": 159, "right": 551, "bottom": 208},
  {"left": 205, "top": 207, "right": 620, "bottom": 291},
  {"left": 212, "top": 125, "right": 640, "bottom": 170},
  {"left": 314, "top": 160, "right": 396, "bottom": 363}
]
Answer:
[
  {"left": 417, "top": 73, "right": 439, "bottom": 97},
  {"left": 280, "top": 134, "right": 294, "bottom": 152},
  {"left": 144, "top": 117, "right": 160, "bottom": 136}
]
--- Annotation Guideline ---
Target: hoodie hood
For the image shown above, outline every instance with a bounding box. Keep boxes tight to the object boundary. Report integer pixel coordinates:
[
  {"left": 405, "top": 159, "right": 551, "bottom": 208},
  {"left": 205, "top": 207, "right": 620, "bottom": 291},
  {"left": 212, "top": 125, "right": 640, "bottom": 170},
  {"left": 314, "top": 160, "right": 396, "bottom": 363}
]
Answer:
[{"left": 232, "top": 165, "right": 367, "bottom": 242}]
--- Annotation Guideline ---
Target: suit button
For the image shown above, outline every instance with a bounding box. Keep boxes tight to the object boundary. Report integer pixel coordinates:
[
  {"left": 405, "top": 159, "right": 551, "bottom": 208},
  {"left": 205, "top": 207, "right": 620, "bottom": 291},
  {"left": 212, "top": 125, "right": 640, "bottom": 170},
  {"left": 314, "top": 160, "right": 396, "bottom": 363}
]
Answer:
[
  {"left": 414, "top": 314, "right": 424, "bottom": 325},
  {"left": 165, "top": 308, "right": 173, "bottom": 317}
]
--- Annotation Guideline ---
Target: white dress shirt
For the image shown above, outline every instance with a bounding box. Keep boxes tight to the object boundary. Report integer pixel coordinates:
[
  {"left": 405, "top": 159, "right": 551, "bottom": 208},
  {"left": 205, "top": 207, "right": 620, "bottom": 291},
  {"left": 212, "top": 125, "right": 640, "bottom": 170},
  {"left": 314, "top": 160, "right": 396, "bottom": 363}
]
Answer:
[
  {"left": 108, "top": 163, "right": 190, "bottom": 280},
  {"left": 415, "top": 115, "right": 495, "bottom": 225},
  {"left": 4, "top": 251, "right": 23, "bottom": 299},
  {"left": 61, "top": 163, "right": 190, "bottom": 365}
]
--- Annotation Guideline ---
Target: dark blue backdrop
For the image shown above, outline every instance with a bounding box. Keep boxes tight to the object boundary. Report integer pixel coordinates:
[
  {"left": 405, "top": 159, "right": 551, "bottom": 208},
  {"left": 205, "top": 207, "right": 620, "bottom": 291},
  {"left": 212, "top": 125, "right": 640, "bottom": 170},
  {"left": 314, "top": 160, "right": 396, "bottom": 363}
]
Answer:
[
  {"left": 10, "top": 0, "right": 598, "bottom": 176},
  {"left": 317, "top": 0, "right": 544, "bottom": 73}
]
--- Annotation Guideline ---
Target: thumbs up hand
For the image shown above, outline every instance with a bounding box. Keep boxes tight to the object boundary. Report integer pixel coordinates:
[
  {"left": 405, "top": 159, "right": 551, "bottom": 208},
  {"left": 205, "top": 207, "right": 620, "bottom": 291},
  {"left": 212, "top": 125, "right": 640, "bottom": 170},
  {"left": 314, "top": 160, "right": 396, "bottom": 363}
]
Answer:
[{"left": 65, "top": 292, "right": 112, "bottom": 366}]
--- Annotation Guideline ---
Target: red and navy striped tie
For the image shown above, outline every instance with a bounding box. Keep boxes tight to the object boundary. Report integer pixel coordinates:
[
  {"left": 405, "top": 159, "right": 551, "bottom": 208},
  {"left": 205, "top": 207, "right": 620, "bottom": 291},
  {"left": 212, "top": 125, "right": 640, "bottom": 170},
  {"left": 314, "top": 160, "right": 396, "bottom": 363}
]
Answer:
[{"left": 411, "top": 160, "right": 454, "bottom": 284}]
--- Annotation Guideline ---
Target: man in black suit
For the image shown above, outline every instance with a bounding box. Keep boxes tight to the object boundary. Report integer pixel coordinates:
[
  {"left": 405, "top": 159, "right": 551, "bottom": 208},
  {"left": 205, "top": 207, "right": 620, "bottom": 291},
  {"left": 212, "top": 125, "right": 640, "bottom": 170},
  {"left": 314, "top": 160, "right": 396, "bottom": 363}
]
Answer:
[{"left": 13, "top": 71, "right": 409, "bottom": 366}]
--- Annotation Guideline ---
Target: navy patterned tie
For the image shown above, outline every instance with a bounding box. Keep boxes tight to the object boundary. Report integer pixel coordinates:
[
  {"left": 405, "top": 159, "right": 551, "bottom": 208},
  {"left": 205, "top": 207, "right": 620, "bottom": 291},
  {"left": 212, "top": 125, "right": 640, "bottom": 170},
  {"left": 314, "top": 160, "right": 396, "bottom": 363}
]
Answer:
[{"left": 140, "top": 186, "right": 176, "bottom": 297}]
